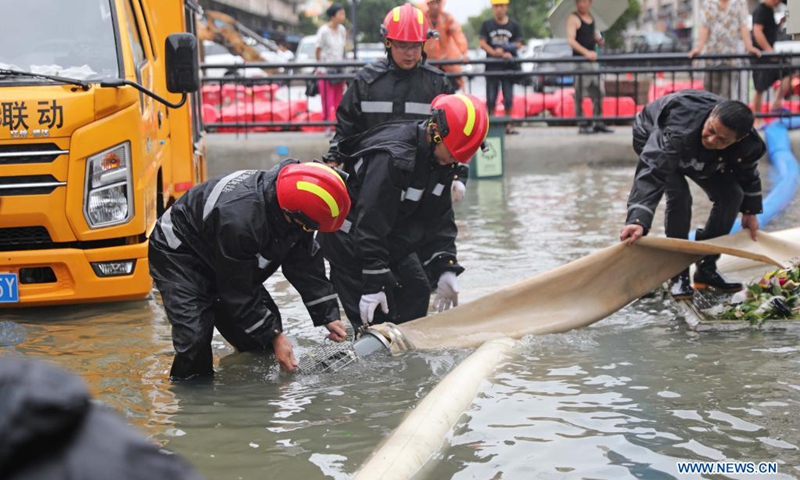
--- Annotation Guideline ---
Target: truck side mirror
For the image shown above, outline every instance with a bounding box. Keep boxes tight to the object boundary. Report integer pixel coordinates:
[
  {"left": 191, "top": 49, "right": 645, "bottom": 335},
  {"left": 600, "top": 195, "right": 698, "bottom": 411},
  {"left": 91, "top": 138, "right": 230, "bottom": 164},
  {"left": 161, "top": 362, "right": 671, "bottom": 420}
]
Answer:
[{"left": 165, "top": 33, "right": 200, "bottom": 94}]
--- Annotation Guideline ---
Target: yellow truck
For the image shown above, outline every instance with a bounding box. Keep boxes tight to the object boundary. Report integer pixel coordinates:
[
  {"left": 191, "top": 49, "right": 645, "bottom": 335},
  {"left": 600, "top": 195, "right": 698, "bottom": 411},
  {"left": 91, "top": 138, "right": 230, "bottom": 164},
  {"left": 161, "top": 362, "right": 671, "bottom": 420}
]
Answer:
[{"left": 0, "top": 0, "right": 206, "bottom": 306}]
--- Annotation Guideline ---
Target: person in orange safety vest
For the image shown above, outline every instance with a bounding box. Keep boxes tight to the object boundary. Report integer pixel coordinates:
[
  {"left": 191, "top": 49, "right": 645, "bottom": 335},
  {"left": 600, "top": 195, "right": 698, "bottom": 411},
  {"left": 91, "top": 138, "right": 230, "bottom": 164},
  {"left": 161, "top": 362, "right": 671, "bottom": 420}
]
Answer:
[{"left": 417, "top": 0, "right": 470, "bottom": 91}]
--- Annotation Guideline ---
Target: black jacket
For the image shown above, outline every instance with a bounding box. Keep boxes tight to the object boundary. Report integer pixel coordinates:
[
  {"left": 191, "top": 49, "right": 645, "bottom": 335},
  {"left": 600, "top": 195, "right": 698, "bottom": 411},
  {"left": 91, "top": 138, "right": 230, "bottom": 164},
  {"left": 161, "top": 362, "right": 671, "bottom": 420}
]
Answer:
[
  {"left": 321, "top": 121, "right": 464, "bottom": 294},
  {"left": 0, "top": 358, "right": 203, "bottom": 480},
  {"left": 628, "top": 90, "right": 765, "bottom": 231},
  {"left": 327, "top": 58, "right": 470, "bottom": 183},
  {"left": 155, "top": 160, "right": 340, "bottom": 343}
]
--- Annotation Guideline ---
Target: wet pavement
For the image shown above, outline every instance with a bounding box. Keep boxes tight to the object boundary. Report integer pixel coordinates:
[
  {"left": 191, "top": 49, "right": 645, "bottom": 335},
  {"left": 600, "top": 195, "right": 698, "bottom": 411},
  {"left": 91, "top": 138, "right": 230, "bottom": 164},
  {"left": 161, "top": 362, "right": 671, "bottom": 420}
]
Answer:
[{"left": 2, "top": 160, "right": 799, "bottom": 479}]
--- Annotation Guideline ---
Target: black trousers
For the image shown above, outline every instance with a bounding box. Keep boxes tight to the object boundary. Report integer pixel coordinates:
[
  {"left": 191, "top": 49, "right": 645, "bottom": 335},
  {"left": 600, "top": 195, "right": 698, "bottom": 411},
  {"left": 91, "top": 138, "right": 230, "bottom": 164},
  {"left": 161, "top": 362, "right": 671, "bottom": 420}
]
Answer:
[
  {"left": 330, "top": 253, "right": 431, "bottom": 331},
  {"left": 664, "top": 171, "right": 744, "bottom": 263},
  {"left": 486, "top": 76, "right": 515, "bottom": 116},
  {"left": 149, "top": 230, "right": 277, "bottom": 380}
]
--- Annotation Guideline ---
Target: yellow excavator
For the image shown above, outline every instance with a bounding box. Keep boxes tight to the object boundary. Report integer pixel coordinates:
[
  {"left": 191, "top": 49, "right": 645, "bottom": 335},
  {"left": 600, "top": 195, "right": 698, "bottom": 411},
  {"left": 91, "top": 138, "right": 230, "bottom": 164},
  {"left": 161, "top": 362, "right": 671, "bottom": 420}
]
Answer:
[{"left": 197, "top": 10, "right": 278, "bottom": 74}]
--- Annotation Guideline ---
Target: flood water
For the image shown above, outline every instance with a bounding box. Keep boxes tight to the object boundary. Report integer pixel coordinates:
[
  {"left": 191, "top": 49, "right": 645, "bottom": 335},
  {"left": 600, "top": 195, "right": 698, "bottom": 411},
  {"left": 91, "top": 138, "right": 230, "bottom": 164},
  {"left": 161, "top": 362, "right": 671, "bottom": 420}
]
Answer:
[{"left": 2, "top": 162, "right": 799, "bottom": 480}]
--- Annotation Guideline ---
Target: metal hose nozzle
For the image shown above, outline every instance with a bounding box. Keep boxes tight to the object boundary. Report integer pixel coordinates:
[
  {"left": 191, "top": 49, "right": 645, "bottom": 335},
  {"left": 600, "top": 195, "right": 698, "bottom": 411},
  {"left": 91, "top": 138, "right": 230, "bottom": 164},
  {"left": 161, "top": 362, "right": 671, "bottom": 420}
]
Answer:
[{"left": 297, "top": 324, "right": 410, "bottom": 374}]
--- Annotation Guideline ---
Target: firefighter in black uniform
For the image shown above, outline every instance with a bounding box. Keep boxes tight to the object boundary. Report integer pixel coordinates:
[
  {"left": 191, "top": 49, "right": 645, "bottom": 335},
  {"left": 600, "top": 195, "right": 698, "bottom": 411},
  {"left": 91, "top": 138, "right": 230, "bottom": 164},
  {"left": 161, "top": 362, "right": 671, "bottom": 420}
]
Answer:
[
  {"left": 149, "top": 161, "right": 351, "bottom": 379},
  {"left": 319, "top": 94, "right": 489, "bottom": 330},
  {"left": 620, "top": 90, "right": 765, "bottom": 299},
  {"left": 325, "top": 3, "right": 470, "bottom": 202}
]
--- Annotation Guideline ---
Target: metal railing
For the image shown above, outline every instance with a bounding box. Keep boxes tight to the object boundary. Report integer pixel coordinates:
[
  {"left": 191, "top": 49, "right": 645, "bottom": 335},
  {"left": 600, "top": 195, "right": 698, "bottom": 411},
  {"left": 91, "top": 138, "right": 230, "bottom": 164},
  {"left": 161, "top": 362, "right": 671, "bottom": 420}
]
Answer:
[{"left": 200, "top": 52, "right": 800, "bottom": 133}]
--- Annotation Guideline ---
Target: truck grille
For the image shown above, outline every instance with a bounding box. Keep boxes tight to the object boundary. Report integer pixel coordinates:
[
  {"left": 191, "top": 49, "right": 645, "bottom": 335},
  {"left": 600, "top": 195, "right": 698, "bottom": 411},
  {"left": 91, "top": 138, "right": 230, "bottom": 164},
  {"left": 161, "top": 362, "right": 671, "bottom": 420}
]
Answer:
[
  {"left": 0, "top": 143, "right": 68, "bottom": 165},
  {"left": 0, "top": 227, "right": 54, "bottom": 251},
  {"left": 0, "top": 174, "right": 65, "bottom": 196}
]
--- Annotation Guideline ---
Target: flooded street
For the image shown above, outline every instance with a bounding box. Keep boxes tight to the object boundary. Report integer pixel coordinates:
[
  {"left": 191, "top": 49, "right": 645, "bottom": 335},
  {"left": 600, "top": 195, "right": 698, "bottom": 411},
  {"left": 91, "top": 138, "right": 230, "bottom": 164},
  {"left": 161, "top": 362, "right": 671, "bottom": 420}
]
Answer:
[{"left": 2, "top": 162, "right": 799, "bottom": 480}]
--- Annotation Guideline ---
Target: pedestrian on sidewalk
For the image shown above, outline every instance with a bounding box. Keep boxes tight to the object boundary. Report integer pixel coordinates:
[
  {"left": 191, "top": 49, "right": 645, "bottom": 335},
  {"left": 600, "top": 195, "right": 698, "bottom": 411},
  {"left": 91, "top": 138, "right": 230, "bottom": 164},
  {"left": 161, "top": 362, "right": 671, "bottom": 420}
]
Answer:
[
  {"left": 418, "top": 0, "right": 470, "bottom": 91},
  {"left": 479, "top": 0, "right": 523, "bottom": 135},
  {"left": 316, "top": 4, "right": 348, "bottom": 130},
  {"left": 689, "top": 0, "right": 761, "bottom": 99},
  {"left": 566, "top": 0, "right": 612, "bottom": 134},
  {"left": 751, "top": 0, "right": 791, "bottom": 120}
]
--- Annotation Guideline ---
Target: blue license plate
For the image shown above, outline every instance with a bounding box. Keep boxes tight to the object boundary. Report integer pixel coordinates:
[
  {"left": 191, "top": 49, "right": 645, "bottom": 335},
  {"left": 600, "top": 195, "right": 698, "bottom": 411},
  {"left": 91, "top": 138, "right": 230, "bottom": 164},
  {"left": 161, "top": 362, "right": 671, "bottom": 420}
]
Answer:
[{"left": 0, "top": 273, "right": 20, "bottom": 303}]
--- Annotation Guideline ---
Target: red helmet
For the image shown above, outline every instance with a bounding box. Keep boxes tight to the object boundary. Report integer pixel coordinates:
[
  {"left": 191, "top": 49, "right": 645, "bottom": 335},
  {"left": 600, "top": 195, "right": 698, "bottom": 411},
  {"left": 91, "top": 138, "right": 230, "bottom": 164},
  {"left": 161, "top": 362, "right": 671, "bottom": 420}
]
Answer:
[
  {"left": 276, "top": 162, "right": 351, "bottom": 232},
  {"left": 431, "top": 94, "right": 490, "bottom": 164},
  {"left": 382, "top": 4, "right": 427, "bottom": 43}
]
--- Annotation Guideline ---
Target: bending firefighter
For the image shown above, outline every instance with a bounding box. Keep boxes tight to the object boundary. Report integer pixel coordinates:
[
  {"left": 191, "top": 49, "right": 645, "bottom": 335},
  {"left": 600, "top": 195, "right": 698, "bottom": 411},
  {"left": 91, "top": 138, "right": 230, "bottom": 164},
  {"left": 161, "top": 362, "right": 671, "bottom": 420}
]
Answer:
[
  {"left": 620, "top": 90, "right": 765, "bottom": 299},
  {"left": 319, "top": 94, "right": 489, "bottom": 330},
  {"left": 325, "top": 3, "right": 470, "bottom": 202},
  {"left": 149, "top": 161, "right": 351, "bottom": 379}
]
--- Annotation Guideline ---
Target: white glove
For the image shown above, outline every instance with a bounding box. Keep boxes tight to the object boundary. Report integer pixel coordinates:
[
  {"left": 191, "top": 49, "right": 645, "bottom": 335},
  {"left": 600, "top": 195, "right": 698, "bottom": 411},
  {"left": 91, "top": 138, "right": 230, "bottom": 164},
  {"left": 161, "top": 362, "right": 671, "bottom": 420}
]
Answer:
[
  {"left": 451, "top": 180, "right": 466, "bottom": 203},
  {"left": 359, "top": 291, "right": 389, "bottom": 325},
  {"left": 433, "top": 272, "right": 459, "bottom": 312}
]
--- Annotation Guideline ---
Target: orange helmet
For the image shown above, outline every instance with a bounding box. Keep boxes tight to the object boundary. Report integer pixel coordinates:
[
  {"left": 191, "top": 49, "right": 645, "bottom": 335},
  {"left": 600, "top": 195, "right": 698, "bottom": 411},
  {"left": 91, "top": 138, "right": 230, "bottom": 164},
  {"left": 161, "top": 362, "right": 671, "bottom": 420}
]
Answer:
[
  {"left": 430, "top": 94, "right": 490, "bottom": 164},
  {"left": 381, "top": 3, "right": 427, "bottom": 43},
  {"left": 276, "top": 162, "right": 351, "bottom": 232}
]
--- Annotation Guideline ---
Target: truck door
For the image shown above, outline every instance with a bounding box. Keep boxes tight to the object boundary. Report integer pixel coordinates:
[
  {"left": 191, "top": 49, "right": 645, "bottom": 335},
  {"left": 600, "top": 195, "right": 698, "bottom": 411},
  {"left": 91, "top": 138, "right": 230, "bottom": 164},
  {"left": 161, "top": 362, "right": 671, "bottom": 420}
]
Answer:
[{"left": 122, "top": 0, "right": 159, "bottom": 227}]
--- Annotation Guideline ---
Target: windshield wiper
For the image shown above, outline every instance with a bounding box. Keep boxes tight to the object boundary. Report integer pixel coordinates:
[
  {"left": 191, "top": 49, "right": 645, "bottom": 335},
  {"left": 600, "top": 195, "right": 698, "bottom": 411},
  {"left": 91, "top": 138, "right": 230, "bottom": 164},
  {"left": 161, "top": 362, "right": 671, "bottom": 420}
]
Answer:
[{"left": 0, "top": 68, "right": 89, "bottom": 90}]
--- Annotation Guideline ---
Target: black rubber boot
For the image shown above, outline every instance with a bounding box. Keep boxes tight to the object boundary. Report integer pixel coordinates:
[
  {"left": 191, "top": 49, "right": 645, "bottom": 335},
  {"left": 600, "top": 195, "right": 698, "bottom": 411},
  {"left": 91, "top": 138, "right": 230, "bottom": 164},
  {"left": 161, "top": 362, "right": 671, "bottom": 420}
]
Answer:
[
  {"left": 669, "top": 269, "right": 694, "bottom": 300},
  {"left": 693, "top": 257, "right": 742, "bottom": 293}
]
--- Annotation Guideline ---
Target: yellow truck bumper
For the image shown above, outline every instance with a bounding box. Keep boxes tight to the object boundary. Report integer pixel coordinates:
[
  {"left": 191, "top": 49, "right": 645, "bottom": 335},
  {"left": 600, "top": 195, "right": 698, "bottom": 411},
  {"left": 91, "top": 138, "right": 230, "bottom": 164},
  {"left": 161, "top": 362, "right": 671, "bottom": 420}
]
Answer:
[{"left": 0, "top": 242, "right": 151, "bottom": 306}]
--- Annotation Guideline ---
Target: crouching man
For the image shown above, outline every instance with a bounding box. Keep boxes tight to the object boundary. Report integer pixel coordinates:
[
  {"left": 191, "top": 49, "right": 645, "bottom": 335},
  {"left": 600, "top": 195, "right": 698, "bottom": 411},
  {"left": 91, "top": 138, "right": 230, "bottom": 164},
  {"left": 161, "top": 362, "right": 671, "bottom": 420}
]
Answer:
[
  {"left": 620, "top": 90, "right": 765, "bottom": 299},
  {"left": 149, "top": 161, "right": 351, "bottom": 379}
]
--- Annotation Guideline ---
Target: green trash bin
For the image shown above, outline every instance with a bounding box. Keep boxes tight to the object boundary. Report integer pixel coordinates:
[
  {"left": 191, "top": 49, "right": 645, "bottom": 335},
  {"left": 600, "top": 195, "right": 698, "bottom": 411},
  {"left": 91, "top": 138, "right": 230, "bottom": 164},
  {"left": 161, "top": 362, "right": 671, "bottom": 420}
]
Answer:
[{"left": 469, "top": 122, "right": 505, "bottom": 179}]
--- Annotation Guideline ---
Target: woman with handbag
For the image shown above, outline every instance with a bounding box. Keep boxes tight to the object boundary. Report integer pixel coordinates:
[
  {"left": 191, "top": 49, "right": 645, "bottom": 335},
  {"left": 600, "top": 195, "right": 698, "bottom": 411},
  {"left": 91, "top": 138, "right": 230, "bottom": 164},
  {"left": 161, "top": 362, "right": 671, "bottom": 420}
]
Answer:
[{"left": 316, "top": 4, "right": 348, "bottom": 131}]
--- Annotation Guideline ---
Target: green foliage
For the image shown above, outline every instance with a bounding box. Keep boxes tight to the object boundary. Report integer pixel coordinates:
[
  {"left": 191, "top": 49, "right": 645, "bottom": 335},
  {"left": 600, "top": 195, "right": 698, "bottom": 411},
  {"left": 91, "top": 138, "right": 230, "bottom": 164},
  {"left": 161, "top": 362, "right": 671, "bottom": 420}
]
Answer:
[
  {"left": 298, "top": 13, "right": 320, "bottom": 36},
  {"left": 603, "top": 0, "right": 641, "bottom": 50}
]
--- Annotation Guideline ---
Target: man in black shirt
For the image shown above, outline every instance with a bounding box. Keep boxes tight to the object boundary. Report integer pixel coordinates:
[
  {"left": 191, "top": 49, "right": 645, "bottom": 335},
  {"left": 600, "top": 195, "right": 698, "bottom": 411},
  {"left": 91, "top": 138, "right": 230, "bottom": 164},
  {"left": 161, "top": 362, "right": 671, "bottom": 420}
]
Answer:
[
  {"left": 479, "top": 0, "right": 523, "bottom": 134},
  {"left": 752, "top": 0, "right": 790, "bottom": 118},
  {"left": 566, "top": 0, "right": 612, "bottom": 134}
]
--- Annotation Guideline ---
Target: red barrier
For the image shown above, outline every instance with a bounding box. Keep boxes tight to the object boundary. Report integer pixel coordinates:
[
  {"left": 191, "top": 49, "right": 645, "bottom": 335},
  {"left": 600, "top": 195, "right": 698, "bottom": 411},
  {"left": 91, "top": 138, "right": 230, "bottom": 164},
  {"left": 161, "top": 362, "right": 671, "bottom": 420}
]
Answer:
[
  {"left": 551, "top": 96, "right": 636, "bottom": 118},
  {"left": 647, "top": 79, "right": 704, "bottom": 102},
  {"left": 295, "top": 111, "right": 326, "bottom": 132},
  {"left": 492, "top": 93, "right": 528, "bottom": 118}
]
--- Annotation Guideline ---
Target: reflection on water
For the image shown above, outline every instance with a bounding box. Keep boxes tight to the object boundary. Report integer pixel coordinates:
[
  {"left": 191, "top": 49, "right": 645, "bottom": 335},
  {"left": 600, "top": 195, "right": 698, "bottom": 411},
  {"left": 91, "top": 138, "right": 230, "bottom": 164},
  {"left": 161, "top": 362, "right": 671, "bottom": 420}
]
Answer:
[{"left": 1, "top": 164, "right": 799, "bottom": 480}]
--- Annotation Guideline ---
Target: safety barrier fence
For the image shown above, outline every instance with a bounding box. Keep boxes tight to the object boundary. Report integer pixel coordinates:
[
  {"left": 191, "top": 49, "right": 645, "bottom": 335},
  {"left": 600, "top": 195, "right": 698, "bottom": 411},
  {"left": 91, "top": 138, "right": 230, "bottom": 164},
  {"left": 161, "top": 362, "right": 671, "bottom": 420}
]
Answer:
[{"left": 200, "top": 52, "right": 800, "bottom": 133}]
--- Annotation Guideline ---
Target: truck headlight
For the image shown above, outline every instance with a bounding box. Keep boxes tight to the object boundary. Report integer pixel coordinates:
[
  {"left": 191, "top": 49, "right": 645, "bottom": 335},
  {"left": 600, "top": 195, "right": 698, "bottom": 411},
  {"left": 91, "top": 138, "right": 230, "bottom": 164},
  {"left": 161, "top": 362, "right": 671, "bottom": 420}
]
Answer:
[{"left": 84, "top": 142, "right": 133, "bottom": 228}]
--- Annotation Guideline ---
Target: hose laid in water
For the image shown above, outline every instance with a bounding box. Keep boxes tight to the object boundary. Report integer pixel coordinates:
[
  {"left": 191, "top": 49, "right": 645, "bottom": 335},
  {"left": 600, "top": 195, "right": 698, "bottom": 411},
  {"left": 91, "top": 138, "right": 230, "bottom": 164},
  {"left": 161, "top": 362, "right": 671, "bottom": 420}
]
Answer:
[
  {"left": 352, "top": 337, "right": 516, "bottom": 480},
  {"left": 354, "top": 230, "right": 800, "bottom": 479}
]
